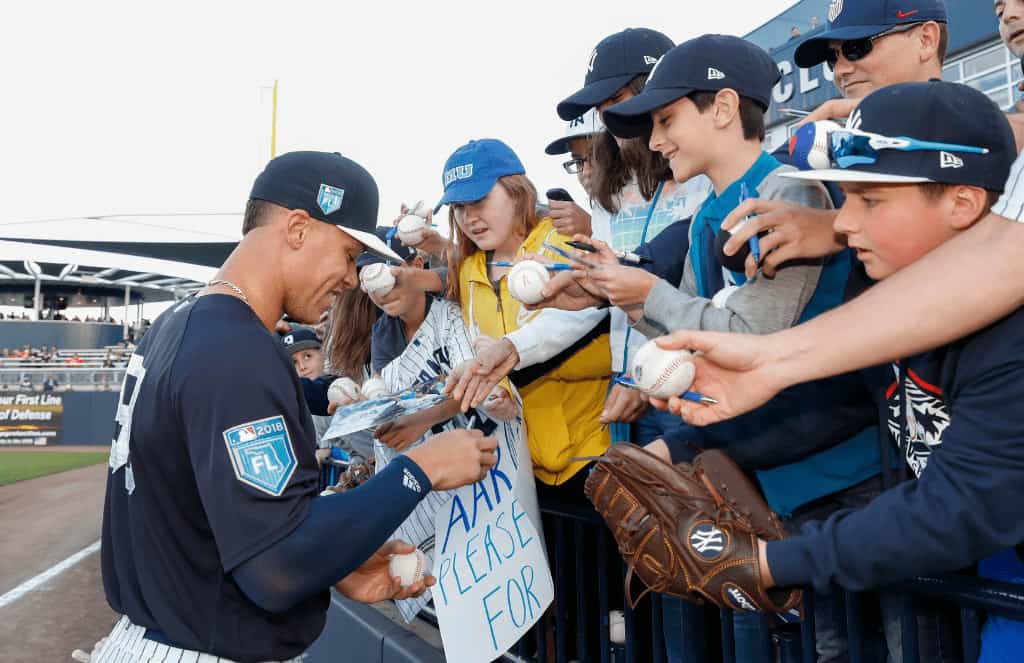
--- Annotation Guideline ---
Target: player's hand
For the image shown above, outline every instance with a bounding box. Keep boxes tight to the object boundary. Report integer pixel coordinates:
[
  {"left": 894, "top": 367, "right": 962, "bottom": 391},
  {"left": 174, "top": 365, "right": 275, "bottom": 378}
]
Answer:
[
  {"left": 444, "top": 342, "right": 518, "bottom": 411},
  {"left": 525, "top": 270, "right": 606, "bottom": 312},
  {"left": 480, "top": 386, "right": 519, "bottom": 421},
  {"left": 549, "top": 200, "right": 592, "bottom": 237},
  {"left": 721, "top": 200, "right": 844, "bottom": 278},
  {"left": 600, "top": 383, "right": 649, "bottom": 424},
  {"left": 406, "top": 428, "right": 498, "bottom": 489},
  {"left": 646, "top": 329, "right": 788, "bottom": 427},
  {"left": 374, "top": 411, "right": 434, "bottom": 451},
  {"left": 335, "top": 539, "right": 435, "bottom": 603},
  {"left": 275, "top": 318, "right": 292, "bottom": 335},
  {"left": 796, "top": 97, "right": 859, "bottom": 127}
]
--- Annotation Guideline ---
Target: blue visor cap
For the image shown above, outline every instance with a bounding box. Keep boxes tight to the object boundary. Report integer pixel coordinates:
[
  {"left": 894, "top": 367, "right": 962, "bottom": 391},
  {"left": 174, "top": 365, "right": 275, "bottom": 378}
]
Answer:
[
  {"left": 782, "top": 81, "right": 1015, "bottom": 192},
  {"left": 435, "top": 139, "right": 525, "bottom": 212},
  {"left": 556, "top": 28, "right": 674, "bottom": 121},
  {"left": 794, "top": 0, "right": 947, "bottom": 68},
  {"left": 603, "top": 34, "right": 780, "bottom": 139}
]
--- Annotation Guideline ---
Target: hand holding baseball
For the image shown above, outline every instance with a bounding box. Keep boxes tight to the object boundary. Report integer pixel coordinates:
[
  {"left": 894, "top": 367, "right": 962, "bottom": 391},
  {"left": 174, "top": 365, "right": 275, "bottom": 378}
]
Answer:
[{"left": 335, "top": 539, "right": 434, "bottom": 603}]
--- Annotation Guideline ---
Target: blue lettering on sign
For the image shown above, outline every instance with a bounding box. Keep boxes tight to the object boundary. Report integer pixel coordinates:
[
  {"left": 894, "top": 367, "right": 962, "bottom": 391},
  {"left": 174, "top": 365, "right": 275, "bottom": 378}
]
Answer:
[{"left": 223, "top": 415, "right": 296, "bottom": 496}]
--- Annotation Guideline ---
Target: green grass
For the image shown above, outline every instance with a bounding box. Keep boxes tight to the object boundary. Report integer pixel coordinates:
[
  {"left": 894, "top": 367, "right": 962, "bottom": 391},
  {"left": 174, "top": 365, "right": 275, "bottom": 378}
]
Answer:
[{"left": 0, "top": 451, "right": 108, "bottom": 486}]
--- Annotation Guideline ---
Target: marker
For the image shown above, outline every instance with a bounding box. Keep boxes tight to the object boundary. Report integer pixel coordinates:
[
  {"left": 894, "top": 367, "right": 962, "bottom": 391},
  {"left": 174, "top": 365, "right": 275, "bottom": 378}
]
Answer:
[
  {"left": 543, "top": 241, "right": 601, "bottom": 269},
  {"left": 739, "top": 183, "right": 761, "bottom": 264},
  {"left": 613, "top": 376, "right": 718, "bottom": 406},
  {"left": 778, "top": 108, "right": 810, "bottom": 118},
  {"left": 487, "top": 261, "right": 574, "bottom": 271},
  {"left": 567, "top": 240, "right": 654, "bottom": 265}
]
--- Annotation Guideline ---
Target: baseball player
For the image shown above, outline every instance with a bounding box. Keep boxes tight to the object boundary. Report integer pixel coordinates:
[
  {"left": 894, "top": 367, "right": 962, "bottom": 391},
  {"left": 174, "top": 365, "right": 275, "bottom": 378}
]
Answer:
[{"left": 94, "top": 151, "right": 497, "bottom": 662}]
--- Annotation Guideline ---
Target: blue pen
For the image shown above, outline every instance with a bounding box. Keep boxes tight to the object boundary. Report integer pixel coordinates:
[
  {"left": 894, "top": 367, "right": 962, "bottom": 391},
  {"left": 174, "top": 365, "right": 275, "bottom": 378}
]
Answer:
[
  {"left": 487, "top": 261, "right": 574, "bottom": 271},
  {"left": 613, "top": 376, "right": 718, "bottom": 405},
  {"left": 739, "top": 183, "right": 761, "bottom": 264}
]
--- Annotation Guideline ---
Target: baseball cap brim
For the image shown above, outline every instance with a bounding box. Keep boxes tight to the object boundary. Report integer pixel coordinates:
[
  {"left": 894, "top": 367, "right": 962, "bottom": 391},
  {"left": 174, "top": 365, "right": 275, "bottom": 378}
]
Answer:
[
  {"left": 794, "top": 25, "right": 895, "bottom": 68},
  {"left": 556, "top": 74, "right": 637, "bottom": 121},
  {"left": 545, "top": 136, "right": 574, "bottom": 156},
  {"left": 602, "top": 87, "right": 692, "bottom": 138},
  {"left": 337, "top": 225, "right": 403, "bottom": 263},
  {"left": 285, "top": 339, "right": 321, "bottom": 354},
  {"left": 780, "top": 169, "right": 931, "bottom": 185},
  {"left": 436, "top": 174, "right": 500, "bottom": 209}
]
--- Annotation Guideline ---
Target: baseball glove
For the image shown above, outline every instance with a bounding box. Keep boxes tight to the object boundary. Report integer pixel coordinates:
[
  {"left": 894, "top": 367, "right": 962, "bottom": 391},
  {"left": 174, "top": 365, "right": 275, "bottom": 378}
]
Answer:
[{"left": 583, "top": 444, "right": 801, "bottom": 613}]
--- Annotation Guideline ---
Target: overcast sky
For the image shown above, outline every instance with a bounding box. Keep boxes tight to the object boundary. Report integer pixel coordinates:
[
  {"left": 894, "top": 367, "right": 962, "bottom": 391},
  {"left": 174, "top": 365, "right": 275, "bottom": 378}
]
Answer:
[{"left": 0, "top": 0, "right": 799, "bottom": 242}]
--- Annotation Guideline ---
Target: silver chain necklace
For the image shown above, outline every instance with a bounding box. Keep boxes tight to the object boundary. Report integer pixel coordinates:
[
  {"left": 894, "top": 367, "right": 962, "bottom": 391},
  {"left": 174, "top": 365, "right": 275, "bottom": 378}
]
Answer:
[{"left": 207, "top": 279, "right": 249, "bottom": 305}]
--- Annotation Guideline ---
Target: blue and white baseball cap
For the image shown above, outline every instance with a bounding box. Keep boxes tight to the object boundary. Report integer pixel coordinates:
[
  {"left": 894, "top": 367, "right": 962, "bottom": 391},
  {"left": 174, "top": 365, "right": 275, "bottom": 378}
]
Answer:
[
  {"left": 433, "top": 139, "right": 526, "bottom": 213},
  {"left": 556, "top": 28, "right": 675, "bottom": 121},
  {"left": 545, "top": 109, "right": 605, "bottom": 156},
  {"left": 794, "top": 0, "right": 948, "bottom": 68}
]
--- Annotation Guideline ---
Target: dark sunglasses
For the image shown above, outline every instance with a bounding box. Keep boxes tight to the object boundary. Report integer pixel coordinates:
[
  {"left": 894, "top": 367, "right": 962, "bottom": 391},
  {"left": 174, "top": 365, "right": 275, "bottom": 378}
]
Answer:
[{"left": 825, "top": 23, "right": 922, "bottom": 70}]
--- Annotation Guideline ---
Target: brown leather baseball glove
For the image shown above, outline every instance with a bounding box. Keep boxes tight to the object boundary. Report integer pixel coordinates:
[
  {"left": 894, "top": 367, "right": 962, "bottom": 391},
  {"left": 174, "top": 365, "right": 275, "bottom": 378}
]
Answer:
[{"left": 583, "top": 444, "right": 801, "bottom": 614}]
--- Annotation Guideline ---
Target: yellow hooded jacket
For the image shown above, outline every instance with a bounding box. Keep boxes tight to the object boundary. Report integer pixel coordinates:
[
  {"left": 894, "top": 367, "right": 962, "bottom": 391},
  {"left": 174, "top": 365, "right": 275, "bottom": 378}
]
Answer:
[{"left": 458, "top": 218, "right": 612, "bottom": 485}]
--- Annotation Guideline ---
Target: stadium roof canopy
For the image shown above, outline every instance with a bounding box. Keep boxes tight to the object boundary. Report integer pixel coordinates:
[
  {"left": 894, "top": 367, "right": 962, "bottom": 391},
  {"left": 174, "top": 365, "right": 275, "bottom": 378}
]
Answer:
[{"left": 0, "top": 214, "right": 240, "bottom": 307}]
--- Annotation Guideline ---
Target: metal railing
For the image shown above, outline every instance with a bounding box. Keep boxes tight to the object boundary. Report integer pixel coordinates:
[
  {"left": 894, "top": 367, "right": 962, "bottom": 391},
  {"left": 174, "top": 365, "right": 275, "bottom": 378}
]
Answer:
[{"left": 0, "top": 367, "right": 126, "bottom": 389}]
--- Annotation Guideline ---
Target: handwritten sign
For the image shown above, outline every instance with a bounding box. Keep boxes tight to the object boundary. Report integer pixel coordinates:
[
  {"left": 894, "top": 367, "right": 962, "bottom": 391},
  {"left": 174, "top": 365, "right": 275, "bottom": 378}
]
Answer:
[{"left": 432, "top": 418, "right": 553, "bottom": 663}]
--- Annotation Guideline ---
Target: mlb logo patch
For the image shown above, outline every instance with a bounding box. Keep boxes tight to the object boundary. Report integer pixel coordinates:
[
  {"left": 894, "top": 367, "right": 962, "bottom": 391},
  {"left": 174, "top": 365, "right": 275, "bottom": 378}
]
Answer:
[
  {"left": 317, "top": 184, "right": 346, "bottom": 216},
  {"left": 224, "top": 415, "right": 296, "bottom": 496}
]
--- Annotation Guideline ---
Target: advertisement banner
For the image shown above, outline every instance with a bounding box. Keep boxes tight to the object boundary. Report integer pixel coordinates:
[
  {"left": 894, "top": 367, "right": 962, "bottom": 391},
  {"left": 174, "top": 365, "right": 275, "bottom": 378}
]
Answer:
[{"left": 0, "top": 392, "right": 64, "bottom": 445}]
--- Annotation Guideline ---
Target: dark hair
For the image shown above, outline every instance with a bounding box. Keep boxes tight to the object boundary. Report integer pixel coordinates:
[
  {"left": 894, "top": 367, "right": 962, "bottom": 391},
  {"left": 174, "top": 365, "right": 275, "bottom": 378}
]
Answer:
[
  {"left": 323, "top": 287, "right": 377, "bottom": 379},
  {"left": 688, "top": 91, "right": 766, "bottom": 142},
  {"left": 241, "top": 199, "right": 274, "bottom": 235},
  {"left": 590, "top": 75, "right": 673, "bottom": 213},
  {"left": 937, "top": 24, "right": 949, "bottom": 64}
]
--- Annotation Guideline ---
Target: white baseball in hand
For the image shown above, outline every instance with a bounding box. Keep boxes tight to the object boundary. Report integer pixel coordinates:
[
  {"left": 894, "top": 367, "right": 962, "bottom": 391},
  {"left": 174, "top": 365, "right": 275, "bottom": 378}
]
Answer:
[
  {"left": 507, "top": 261, "right": 550, "bottom": 305},
  {"left": 361, "top": 263, "right": 396, "bottom": 296},
  {"left": 630, "top": 339, "right": 696, "bottom": 400},
  {"left": 327, "top": 377, "right": 361, "bottom": 405},
  {"left": 389, "top": 549, "right": 427, "bottom": 587},
  {"left": 407, "top": 200, "right": 431, "bottom": 219},
  {"left": 361, "top": 377, "right": 388, "bottom": 401},
  {"left": 397, "top": 215, "right": 428, "bottom": 245}
]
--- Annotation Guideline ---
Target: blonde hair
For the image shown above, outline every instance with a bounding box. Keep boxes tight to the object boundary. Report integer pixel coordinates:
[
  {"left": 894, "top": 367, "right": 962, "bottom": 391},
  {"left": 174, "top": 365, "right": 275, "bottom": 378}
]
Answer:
[{"left": 445, "top": 174, "right": 538, "bottom": 303}]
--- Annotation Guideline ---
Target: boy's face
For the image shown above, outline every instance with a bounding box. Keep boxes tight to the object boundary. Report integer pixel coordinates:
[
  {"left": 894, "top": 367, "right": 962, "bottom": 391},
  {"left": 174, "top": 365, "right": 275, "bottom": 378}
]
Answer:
[
  {"left": 648, "top": 96, "right": 711, "bottom": 184},
  {"left": 997, "top": 0, "right": 1024, "bottom": 56},
  {"left": 292, "top": 347, "right": 324, "bottom": 379},
  {"left": 834, "top": 183, "right": 955, "bottom": 280}
]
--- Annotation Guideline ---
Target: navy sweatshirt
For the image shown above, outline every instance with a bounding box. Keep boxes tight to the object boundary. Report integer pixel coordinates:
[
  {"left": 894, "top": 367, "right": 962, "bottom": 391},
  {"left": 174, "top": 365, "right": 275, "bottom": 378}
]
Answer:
[{"left": 768, "top": 305, "right": 1024, "bottom": 592}]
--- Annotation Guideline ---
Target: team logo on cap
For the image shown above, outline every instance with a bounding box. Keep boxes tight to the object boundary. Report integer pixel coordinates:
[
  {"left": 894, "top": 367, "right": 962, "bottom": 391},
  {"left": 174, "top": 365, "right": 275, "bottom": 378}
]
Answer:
[
  {"left": 828, "top": 0, "right": 844, "bottom": 22},
  {"left": 648, "top": 55, "right": 666, "bottom": 84},
  {"left": 283, "top": 334, "right": 294, "bottom": 345},
  {"left": 707, "top": 68, "right": 726, "bottom": 81},
  {"left": 444, "top": 164, "right": 474, "bottom": 187},
  {"left": 317, "top": 184, "right": 346, "bottom": 216},
  {"left": 643, "top": 55, "right": 659, "bottom": 66},
  {"left": 940, "top": 152, "right": 964, "bottom": 169},
  {"left": 588, "top": 49, "right": 598, "bottom": 73},
  {"left": 846, "top": 109, "right": 863, "bottom": 131}
]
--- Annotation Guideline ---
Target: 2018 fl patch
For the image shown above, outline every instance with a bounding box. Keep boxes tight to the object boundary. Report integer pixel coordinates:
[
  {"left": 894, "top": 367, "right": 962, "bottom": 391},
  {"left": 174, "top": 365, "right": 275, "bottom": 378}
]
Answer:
[{"left": 223, "top": 415, "right": 296, "bottom": 496}]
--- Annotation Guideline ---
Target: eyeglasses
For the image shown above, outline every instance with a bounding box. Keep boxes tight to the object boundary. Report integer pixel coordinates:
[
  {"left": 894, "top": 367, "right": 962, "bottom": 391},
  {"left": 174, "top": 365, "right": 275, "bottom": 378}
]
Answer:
[
  {"left": 825, "top": 23, "right": 922, "bottom": 70},
  {"left": 563, "top": 157, "right": 589, "bottom": 174},
  {"left": 829, "top": 128, "right": 989, "bottom": 169}
]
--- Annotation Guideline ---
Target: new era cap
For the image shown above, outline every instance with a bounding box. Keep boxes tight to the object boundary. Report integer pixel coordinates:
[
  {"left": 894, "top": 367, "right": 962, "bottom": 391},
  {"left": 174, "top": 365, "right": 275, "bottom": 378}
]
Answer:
[
  {"left": 602, "top": 34, "right": 780, "bottom": 139},
  {"left": 434, "top": 139, "right": 525, "bottom": 212},
  {"left": 545, "top": 108, "right": 605, "bottom": 156},
  {"left": 794, "top": 0, "right": 947, "bottom": 68},
  {"left": 281, "top": 326, "right": 321, "bottom": 355},
  {"left": 249, "top": 151, "right": 402, "bottom": 262},
  {"left": 782, "top": 81, "right": 1015, "bottom": 191},
  {"left": 356, "top": 226, "right": 418, "bottom": 269},
  {"left": 556, "top": 28, "right": 674, "bottom": 121}
]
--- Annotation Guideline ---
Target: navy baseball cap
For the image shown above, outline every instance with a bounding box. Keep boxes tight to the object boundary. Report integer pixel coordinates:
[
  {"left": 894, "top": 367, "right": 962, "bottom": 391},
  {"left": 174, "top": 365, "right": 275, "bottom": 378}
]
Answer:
[
  {"left": 782, "top": 81, "right": 1015, "bottom": 192},
  {"left": 356, "top": 226, "right": 418, "bottom": 269},
  {"left": 249, "top": 151, "right": 402, "bottom": 262},
  {"left": 281, "top": 326, "right": 321, "bottom": 354},
  {"left": 602, "top": 35, "right": 780, "bottom": 139},
  {"left": 434, "top": 139, "right": 525, "bottom": 213},
  {"left": 545, "top": 108, "right": 605, "bottom": 156},
  {"left": 556, "top": 28, "right": 675, "bottom": 121},
  {"left": 794, "top": 0, "right": 947, "bottom": 68}
]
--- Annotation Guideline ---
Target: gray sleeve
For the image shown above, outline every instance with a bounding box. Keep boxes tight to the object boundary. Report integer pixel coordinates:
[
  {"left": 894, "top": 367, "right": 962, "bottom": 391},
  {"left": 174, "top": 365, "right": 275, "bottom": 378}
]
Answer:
[{"left": 631, "top": 166, "right": 833, "bottom": 336}]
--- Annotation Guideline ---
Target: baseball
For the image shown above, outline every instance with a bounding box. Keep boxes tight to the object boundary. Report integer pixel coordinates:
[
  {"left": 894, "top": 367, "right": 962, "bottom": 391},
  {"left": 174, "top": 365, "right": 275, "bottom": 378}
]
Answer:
[
  {"left": 788, "top": 120, "right": 841, "bottom": 171},
  {"left": 361, "top": 377, "right": 388, "bottom": 401},
  {"left": 407, "top": 200, "right": 431, "bottom": 219},
  {"left": 327, "top": 377, "right": 361, "bottom": 405},
  {"left": 507, "top": 260, "right": 550, "bottom": 305},
  {"left": 609, "top": 610, "right": 625, "bottom": 644},
  {"left": 389, "top": 549, "right": 427, "bottom": 587},
  {"left": 396, "top": 215, "right": 428, "bottom": 245},
  {"left": 360, "top": 263, "right": 396, "bottom": 296},
  {"left": 630, "top": 339, "right": 696, "bottom": 399}
]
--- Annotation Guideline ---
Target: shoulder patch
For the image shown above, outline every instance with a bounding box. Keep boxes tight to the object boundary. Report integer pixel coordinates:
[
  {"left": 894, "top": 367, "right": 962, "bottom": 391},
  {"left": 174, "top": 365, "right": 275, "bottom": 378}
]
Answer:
[{"left": 223, "top": 415, "right": 297, "bottom": 496}]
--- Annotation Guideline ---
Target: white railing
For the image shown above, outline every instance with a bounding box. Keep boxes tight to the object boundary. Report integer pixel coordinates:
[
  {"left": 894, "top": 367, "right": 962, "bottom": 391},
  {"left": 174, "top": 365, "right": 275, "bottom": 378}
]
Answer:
[{"left": 0, "top": 367, "right": 126, "bottom": 390}]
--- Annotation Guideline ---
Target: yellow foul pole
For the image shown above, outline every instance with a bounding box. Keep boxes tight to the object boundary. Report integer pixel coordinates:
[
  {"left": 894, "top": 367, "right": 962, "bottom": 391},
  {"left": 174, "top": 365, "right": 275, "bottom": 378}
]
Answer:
[{"left": 271, "top": 79, "right": 279, "bottom": 158}]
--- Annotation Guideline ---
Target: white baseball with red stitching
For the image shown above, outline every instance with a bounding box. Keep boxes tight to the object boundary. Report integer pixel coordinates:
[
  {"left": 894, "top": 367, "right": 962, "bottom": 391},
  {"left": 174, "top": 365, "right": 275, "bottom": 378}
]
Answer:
[
  {"left": 361, "top": 263, "right": 396, "bottom": 296},
  {"left": 631, "top": 340, "right": 696, "bottom": 399},
  {"left": 396, "top": 215, "right": 427, "bottom": 244},
  {"left": 507, "top": 260, "right": 550, "bottom": 305},
  {"left": 389, "top": 549, "right": 427, "bottom": 587}
]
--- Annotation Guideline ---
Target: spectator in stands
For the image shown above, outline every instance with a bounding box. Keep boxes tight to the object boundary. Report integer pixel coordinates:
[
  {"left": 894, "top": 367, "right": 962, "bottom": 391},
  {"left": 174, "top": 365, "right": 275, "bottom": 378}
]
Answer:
[
  {"left": 19, "top": 374, "right": 32, "bottom": 391},
  {"left": 43, "top": 375, "right": 58, "bottom": 393},
  {"left": 810, "top": 15, "right": 820, "bottom": 29},
  {"left": 65, "top": 353, "right": 84, "bottom": 365},
  {"left": 1, "top": 348, "right": 8, "bottom": 360},
  {"left": 103, "top": 350, "right": 114, "bottom": 368},
  {"left": 790, "top": 26, "right": 801, "bottom": 40}
]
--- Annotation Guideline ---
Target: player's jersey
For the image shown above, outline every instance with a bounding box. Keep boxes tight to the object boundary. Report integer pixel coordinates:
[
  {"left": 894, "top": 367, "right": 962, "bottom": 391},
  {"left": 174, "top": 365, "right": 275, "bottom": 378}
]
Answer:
[{"left": 100, "top": 294, "right": 327, "bottom": 662}]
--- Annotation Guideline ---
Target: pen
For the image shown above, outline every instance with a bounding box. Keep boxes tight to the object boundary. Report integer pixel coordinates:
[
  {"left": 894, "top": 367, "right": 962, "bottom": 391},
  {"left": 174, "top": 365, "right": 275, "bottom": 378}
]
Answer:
[
  {"left": 739, "top": 183, "right": 761, "bottom": 264},
  {"left": 613, "top": 376, "right": 718, "bottom": 406},
  {"left": 566, "top": 240, "right": 654, "bottom": 265},
  {"left": 543, "top": 241, "right": 601, "bottom": 269},
  {"left": 487, "top": 261, "right": 574, "bottom": 271}
]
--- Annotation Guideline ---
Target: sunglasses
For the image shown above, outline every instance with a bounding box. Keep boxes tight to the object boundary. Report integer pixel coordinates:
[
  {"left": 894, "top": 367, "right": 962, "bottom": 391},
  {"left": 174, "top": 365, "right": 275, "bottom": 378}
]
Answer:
[
  {"left": 562, "top": 156, "right": 589, "bottom": 175},
  {"left": 829, "top": 128, "right": 989, "bottom": 169},
  {"left": 825, "top": 22, "right": 922, "bottom": 70}
]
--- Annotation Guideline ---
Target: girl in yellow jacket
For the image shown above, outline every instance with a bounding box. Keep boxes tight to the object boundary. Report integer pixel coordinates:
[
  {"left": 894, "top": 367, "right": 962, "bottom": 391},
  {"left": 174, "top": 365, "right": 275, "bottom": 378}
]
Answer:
[{"left": 438, "top": 138, "right": 612, "bottom": 497}]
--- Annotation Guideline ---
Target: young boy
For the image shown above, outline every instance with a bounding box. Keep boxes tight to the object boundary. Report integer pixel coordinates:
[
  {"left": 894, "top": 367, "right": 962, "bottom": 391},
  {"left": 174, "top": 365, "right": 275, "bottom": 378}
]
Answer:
[{"left": 754, "top": 80, "right": 1020, "bottom": 662}]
